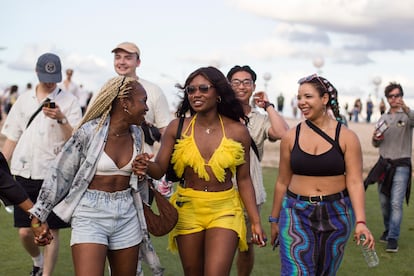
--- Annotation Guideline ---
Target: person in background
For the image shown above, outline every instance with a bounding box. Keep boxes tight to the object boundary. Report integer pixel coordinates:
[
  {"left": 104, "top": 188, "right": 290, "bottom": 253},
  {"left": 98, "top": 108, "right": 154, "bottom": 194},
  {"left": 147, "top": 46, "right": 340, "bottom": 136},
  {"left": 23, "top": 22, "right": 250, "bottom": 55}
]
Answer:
[
  {"left": 365, "top": 82, "right": 414, "bottom": 253},
  {"left": 353, "top": 98, "right": 362, "bottom": 122},
  {"left": 134, "top": 66, "right": 267, "bottom": 275},
  {"left": 366, "top": 95, "right": 374, "bottom": 123},
  {"left": 60, "top": 68, "right": 80, "bottom": 101},
  {"left": 227, "top": 65, "right": 288, "bottom": 276},
  {"left": 78, "top": 84, "right": 90, "bottom": 115},
  {"left": 291, "top": 95, "right": 298, "bottom": 119},
  {"left": 379, "top": 98, "right": 386, "bottom": 115},
  {"left": 29, "top": 76, "right": 149, "bottom": 275},
  {"left": 277, "top": 93, "right": 285, "bottom": 113},
  {"left": 1, "top": 53, "right": 82, "bottom": 276},
  {"left": 112, "top": 41, "right": 171, "bottom": 276},
  {"left": 4, "top": 84, "right": 18, "bottom": 114},
  {"left": 23, "top": 82, "right": 33, "bottom": 95},
  {"left": 270, "top": 74, "right": 374, "bottom": 275}
]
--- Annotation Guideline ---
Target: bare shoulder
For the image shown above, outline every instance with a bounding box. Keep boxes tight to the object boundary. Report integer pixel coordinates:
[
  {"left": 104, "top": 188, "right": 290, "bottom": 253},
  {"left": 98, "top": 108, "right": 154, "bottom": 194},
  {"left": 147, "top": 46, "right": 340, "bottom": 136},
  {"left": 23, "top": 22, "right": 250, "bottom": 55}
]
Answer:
[
  {"left": 338, "top": 124, "right": 361, "bottom": 150},
  {"left": 339, "top": 124, "right": 359, "bottom": 142},
  {"left": 280, "top": 123, "right": 297, "bottom": 146},
  {"left": 222, "top": 117, "right": 249, "bottom": 141}
]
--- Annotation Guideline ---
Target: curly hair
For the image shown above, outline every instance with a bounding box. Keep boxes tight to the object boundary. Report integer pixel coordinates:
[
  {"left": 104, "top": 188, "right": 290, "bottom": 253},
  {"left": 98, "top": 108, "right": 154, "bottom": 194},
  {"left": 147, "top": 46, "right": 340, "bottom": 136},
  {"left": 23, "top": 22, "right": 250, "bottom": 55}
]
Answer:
[
  {"left": 175, "top": 66, "right": 248, "bottom": 123},
  {"left": 76, "top": 76, "right": 137, "bottom": 131}
]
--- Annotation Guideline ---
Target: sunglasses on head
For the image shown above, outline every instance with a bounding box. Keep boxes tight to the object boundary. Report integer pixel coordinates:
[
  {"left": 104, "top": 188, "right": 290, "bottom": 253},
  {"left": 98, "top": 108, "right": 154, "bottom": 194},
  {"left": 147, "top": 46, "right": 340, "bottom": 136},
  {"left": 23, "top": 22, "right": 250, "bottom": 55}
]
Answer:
[
  {"left": 185, "top": 84, "right": 214, "bottom": 95},
  {"left": 387, "top": 93, "right": 402, "bottom": 99},
  {"left": 298, "top": 73, "right": 328, "bottom": 90}
]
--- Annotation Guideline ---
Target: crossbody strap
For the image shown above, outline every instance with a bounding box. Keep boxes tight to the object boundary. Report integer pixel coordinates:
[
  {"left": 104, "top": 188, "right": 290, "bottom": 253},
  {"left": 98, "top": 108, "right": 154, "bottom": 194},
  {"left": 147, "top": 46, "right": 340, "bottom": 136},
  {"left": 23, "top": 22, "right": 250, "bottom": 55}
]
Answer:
[
  {"left": 305, "top": 120, "right": 343, "bottom": 156},
  {"left": 250, "top": 138, "right": 260, "bottom": 159},
  {"left": 26, "top": 89, "right": 62, "bottom": 129},
  {"left": 26, "top": 98, "right": 51, "bottom": 129},
  {"left": 176, "top": 116, "right": 184, "bottom": 140}
]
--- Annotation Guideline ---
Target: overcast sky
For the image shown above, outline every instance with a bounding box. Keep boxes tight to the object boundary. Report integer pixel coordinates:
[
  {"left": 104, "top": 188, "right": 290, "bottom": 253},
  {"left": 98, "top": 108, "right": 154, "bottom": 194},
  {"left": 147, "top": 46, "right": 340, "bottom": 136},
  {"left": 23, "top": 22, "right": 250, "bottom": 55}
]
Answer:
[{"left": 1, "top": 0, "right": 414, "bottom": 117}]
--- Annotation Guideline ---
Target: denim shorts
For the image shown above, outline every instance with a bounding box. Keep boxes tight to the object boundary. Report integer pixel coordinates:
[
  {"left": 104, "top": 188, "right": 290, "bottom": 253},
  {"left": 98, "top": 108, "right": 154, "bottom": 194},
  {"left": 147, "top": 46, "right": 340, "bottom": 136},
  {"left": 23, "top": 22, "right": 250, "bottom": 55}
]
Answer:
[{"left": 71, "top": 188, "right": 143, "bottom": 250}]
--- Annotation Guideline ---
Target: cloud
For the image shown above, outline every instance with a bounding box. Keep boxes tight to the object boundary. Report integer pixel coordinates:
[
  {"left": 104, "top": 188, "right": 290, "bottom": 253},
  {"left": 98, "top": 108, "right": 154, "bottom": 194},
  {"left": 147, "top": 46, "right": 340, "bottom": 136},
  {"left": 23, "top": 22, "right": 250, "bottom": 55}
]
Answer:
[{"left": 231, "top": 0, "right": 414, "bottom": 65}]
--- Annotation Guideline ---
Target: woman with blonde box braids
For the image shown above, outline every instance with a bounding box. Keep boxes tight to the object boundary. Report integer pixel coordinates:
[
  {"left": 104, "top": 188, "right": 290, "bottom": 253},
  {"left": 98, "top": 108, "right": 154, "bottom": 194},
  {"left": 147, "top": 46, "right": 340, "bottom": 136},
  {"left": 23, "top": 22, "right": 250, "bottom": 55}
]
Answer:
[{"left": 29, "top": 76, "right": 149, "bottom": 275}]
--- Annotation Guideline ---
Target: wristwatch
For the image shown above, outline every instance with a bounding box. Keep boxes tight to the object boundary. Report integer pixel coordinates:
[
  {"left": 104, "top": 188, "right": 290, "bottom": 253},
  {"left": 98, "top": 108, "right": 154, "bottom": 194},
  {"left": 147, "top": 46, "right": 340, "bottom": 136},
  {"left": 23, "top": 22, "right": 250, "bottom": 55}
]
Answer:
[
  {"left": 57, "top": 118, "right": 68, "bottom": 124},
  {"left": 264, "top": 102, "right": 275, "bottom": 111}
]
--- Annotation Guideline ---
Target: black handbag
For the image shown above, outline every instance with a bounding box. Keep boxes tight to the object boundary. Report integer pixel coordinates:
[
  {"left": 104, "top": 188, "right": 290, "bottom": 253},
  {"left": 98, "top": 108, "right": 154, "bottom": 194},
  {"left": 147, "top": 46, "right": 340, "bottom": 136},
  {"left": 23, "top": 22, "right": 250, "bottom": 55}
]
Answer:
[{"left": 165, "top": 117, "right": 184, "bottom": 182}]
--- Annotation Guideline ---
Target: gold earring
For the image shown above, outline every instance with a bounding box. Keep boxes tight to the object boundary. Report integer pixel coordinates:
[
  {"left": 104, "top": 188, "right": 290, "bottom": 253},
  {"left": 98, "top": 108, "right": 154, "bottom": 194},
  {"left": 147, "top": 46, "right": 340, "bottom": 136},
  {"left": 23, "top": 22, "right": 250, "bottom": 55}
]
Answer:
[{"left": 217, "top": 96, "right": 222, "bottom": 103}]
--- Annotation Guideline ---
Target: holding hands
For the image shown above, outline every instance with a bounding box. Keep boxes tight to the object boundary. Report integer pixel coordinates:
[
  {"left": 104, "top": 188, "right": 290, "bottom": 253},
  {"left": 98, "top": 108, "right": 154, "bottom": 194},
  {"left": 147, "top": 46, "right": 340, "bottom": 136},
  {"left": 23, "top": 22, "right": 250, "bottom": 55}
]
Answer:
[
  {"left": 30, "top": 217, "right": 53, "bottom": 246},
  {"left": 133, "top": 153, "right": 154, "bottom": 180}
]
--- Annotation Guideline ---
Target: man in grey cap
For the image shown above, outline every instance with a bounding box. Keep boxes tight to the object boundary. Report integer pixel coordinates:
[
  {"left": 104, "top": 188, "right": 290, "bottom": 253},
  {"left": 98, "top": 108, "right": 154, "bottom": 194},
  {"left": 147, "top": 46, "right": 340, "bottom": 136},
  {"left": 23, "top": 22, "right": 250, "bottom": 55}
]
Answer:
[
  {"left": 112, "top": 42, "right": 170, "bottom": 276},
  {"left": 1, "top": 52, "right": 82, "bottom": 276}
]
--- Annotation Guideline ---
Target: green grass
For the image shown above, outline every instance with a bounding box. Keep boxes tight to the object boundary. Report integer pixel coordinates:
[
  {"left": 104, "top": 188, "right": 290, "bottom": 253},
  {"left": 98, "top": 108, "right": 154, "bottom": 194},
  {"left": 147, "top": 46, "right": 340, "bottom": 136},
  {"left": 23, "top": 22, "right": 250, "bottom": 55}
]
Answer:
[{"left": 1, "top": 167, "right": 413, "bottom": 275}]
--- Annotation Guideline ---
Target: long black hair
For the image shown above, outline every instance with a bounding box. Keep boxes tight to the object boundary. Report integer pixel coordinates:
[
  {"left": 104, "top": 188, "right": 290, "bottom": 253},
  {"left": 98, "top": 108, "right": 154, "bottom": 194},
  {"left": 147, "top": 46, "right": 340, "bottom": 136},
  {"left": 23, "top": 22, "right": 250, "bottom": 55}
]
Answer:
[{"left": 175, "top": 66, "right": 248, "bottom": 123}]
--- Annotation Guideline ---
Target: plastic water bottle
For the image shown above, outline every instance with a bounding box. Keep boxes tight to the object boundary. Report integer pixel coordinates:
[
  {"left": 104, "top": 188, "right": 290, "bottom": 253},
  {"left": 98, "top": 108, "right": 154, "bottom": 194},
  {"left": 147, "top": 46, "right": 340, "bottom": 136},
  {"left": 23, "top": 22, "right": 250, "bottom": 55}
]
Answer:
[{"left": 360, "top": 234, "right": 379, "bottom": 267}]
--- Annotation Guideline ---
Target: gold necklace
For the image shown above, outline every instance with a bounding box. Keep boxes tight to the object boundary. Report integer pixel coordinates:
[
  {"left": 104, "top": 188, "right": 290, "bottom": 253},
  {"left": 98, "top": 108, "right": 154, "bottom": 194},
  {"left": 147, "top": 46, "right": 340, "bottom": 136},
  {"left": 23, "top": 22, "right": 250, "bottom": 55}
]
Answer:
[{"left": 110, "top": 130, "right": 130, "bottom": 137}]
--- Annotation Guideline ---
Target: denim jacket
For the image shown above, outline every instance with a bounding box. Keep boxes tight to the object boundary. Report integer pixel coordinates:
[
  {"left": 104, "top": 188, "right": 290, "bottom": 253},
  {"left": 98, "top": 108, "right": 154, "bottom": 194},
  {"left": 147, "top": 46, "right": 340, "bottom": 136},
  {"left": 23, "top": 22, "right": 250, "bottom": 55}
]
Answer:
[{"left": 29, "top": 116, "right": 148, "bottom": 233}]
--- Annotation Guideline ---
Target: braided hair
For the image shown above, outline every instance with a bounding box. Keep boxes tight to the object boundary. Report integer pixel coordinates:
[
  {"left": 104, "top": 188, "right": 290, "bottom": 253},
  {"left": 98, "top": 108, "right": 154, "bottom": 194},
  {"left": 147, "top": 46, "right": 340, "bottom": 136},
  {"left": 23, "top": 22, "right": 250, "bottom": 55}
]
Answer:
[
  {"left": 76, "top": 76, "right": 137, "bottom": 131},
  {"left": 300, "top": 75, "right": 345, "bottom": 124}
]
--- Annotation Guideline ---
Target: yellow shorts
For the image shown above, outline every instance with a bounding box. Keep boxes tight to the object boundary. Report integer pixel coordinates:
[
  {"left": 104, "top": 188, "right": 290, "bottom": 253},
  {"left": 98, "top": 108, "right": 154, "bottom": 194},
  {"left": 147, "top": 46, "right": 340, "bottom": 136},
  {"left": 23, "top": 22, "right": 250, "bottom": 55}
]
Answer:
[{"left": 168, "top": 185, "right": 248, "bottom": 252}]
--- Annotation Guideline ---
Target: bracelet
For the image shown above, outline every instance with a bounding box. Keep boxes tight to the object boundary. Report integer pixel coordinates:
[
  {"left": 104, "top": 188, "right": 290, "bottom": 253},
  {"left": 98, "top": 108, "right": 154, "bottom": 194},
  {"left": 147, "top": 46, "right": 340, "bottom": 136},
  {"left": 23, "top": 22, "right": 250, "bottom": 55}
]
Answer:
[
  {"left": 356, "top": 221, "right": 366, "bottom": 225},
  {"left": 31, "top": 222, "right": 41, "bottom": 228},
  {"left": 264, "top": 102, "right": 275, "bottom": 111},
  {"left": 268, "top": 216, "right": 279, "bottom": 223}
]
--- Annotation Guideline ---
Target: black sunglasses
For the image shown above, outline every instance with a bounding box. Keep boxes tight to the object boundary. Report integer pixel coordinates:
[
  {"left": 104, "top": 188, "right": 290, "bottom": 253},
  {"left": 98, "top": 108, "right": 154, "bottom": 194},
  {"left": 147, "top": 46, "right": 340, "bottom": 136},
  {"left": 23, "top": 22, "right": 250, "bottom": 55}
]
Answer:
[
  {"left": 185, "top": 84, "right": 214, "bottom": 95},
  {"left": 387, "top": 93, "right": 402, "bottom": 99}
]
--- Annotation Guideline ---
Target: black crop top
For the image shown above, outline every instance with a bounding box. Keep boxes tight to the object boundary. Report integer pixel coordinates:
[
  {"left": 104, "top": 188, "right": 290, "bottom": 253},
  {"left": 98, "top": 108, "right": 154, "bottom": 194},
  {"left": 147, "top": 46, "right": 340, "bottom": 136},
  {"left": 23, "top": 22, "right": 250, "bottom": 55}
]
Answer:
[{"left": 290, "top": 122, "right": 345, "bottom": 176}]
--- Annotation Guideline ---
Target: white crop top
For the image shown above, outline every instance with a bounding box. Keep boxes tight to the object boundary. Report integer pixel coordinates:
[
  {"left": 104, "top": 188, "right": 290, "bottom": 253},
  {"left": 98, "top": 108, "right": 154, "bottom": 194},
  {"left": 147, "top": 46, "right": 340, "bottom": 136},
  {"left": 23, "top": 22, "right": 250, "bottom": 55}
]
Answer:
[{"left": 95, "top": 144, "right": 136, "bottom": 176}]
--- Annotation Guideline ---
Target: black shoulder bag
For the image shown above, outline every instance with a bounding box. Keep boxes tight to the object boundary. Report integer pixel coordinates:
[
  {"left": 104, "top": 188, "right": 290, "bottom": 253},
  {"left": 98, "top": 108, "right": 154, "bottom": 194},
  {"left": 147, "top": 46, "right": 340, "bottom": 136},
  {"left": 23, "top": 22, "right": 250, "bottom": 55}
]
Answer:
[{"left": 165, "top": 117, "right": 185, "bottom": 182}]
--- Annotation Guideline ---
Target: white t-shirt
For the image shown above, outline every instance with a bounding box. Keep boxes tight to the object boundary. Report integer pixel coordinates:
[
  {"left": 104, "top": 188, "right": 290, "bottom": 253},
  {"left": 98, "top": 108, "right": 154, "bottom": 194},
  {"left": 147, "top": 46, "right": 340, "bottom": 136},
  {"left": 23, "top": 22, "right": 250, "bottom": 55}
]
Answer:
[
  {"left": 1, "top": 87, "right": 82, "bottom": 179},
  {"left": 139, "top": 78, "right": 171, "bottom": 129}
]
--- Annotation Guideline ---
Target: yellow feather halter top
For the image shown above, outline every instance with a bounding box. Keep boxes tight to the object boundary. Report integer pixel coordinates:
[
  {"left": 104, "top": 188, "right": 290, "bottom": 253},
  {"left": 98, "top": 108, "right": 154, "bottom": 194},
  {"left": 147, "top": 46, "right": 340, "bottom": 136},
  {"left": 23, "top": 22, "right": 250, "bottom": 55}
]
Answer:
[{"left": 170, "top": 114, "right": 245, "bottom": 182}]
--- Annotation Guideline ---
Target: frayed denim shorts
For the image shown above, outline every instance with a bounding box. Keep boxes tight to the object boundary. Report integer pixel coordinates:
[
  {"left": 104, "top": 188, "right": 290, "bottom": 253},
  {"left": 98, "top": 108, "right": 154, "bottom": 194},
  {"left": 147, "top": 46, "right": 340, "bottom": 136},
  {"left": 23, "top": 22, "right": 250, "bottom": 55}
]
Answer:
[{"left": 71, "top": 188, "right": 143, "bottom": 250}]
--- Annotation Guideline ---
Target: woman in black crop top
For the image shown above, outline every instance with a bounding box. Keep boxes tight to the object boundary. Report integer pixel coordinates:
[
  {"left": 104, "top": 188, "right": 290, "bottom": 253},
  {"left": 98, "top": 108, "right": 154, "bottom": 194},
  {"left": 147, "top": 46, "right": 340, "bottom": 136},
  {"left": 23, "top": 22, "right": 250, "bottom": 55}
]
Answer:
[{"left": 270, "top": 74, "right": 376, "bottom": 275}]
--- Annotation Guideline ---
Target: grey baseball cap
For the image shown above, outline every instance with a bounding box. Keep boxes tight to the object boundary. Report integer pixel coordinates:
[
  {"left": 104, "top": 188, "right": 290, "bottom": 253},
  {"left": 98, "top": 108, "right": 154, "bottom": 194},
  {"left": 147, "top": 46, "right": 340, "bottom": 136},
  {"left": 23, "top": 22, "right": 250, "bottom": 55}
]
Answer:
[{"left": 36, "top": 53, "right": 62, "bottom": 83}]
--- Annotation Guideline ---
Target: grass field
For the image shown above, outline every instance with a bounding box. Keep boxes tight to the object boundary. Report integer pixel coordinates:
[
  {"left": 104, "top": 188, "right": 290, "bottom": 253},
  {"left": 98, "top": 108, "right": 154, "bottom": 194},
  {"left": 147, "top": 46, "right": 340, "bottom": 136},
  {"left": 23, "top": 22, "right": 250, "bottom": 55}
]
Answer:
[{"left": 1, "top": 167, "right": 413, "bottom": 275}]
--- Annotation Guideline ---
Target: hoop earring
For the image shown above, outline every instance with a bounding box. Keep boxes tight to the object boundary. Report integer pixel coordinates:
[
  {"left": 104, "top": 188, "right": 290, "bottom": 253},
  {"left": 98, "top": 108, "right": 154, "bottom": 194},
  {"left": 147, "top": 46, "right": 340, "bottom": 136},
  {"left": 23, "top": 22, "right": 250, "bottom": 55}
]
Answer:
[
  {"left": 217, "top": 96, "right": 222, "bottom": 103},
  {"left": 124, "top": 107, "right": 131, "bottom": 115}
]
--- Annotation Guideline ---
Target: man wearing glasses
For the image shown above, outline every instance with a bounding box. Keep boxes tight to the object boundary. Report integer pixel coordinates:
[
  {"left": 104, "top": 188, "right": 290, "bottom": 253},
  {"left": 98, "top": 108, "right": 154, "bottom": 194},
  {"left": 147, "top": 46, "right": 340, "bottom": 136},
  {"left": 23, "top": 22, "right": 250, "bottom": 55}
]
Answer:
[
  {"left": 227, "top": 65, "right": 288, "bottom": 276},
  {"left": 367, "top": 82, "right": 414, "bottom": 253}
]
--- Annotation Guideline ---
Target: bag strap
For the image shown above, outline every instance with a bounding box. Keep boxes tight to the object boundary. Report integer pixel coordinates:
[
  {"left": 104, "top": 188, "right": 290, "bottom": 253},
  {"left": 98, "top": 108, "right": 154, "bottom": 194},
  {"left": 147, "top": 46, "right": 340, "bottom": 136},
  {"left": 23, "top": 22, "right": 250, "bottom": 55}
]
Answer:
[
  {"left": 305, "top": 120, "right": 343, "bottom": 155},
  {"left": 176, "top": 116, "right": 184, "bottom": 140},
  {"left": 250, "top": 137, "right": 260, "bottom": 159},
  {"left": 26, "top": 98, "right": 51, "bottom": 129}
]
